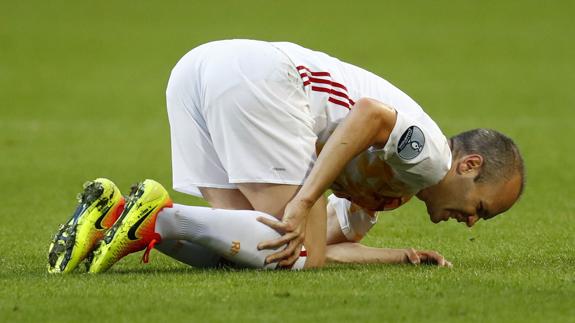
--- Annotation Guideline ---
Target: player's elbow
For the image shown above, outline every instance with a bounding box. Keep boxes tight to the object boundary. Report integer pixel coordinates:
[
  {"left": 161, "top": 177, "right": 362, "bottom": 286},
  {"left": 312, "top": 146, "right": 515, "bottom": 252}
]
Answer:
[
  {"left": 353, "top": 98, "right": 397, "bottom": 145},
  {"left": 353, "top": 98, "right": 382, "bottom": 116},
  {"left": 353, "top": 98, "right": 394, "bottom": 124}
]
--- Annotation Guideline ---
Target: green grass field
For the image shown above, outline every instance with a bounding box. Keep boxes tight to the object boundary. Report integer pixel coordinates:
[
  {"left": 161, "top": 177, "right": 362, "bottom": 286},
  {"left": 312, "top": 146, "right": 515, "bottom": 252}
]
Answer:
[{"left": 1, "top": 0, "right": 574, "bottom": 322}]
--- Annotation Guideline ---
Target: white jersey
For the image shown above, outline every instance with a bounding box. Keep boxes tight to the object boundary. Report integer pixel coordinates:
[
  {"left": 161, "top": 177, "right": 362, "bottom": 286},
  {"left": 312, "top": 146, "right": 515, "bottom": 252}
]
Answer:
[
  {"left": 272, "top": 42, "right": 452, "bottom": 210},
  {"left": 168, "top": 39, "right": 450, "bottom": 211},
  {"left": 167, "top": 39, "right": 451, "bottom": 242}
]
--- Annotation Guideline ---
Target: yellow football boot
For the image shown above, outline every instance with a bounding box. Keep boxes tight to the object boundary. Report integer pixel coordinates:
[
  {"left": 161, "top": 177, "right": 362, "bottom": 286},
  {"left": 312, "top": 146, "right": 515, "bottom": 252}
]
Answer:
[
  {"left": 89, "top": 179, "right": 172, "bottom": 273},
  {"left": 48, "top": 178, "right": 125, "bottom": 273}
]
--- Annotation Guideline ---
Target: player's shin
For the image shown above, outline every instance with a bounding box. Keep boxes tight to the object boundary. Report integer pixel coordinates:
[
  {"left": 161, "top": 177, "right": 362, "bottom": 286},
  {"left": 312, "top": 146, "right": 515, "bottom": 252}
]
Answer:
[
  {"left": 155, "top": 204, "right": 287, "bottom": 269},
  {"left": 154, "top": 240, "right": 221, "bottom": 268}
]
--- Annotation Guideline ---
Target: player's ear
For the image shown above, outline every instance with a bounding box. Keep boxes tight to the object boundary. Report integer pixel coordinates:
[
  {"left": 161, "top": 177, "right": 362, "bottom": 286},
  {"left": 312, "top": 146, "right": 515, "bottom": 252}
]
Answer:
[{"left": 456, "top": 154, "right": 483, "bottom": 175}]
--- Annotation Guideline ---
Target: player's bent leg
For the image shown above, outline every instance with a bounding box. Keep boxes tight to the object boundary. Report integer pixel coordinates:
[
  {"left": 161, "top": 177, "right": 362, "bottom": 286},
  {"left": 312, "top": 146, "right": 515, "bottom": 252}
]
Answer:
[
  {"left": 155, "top": 204, "right": 284, "bottom": 268},
  {"left": 85, "top": 180, "right": 290, "bottom": 271},
  {"left": 154, "top": 187, "right": 252, "bottom": 268},
  {"left": 88, "top": 179, "right": 173, "bottom": 273},
  {"left": 47, "top": 178, "right": 125, "bottom": 273}
]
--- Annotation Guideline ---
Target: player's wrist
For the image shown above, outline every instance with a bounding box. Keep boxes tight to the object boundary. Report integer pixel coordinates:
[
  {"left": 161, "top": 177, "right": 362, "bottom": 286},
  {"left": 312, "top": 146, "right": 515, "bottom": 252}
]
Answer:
[
  {"left": 290, "top": 195, "right": 316, "bottom": 210},
  {"left": 402, "top": 248, "right": 418, "bottom": 264}
]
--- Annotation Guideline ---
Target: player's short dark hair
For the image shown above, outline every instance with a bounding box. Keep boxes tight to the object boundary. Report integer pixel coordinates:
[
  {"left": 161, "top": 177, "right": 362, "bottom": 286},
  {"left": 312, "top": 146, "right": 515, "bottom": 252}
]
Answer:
[{"left": 450, "top": 129, "right": 525, "bottom": 197}]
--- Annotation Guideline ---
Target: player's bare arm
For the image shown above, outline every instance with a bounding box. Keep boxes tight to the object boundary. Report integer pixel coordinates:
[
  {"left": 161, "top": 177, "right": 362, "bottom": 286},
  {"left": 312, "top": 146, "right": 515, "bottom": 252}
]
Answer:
[
  {"left": 258, "top": 98, "right": 397, "bottom": 266},
  {"left": 325, "top": 243, "right": 452, "bottom": 267},
  {"left": 324, "top": 199, "right": 451, "bottom": 267}
]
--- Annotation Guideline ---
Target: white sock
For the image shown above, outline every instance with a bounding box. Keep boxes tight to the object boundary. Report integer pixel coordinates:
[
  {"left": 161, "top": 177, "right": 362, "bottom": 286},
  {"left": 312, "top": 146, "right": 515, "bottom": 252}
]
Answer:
[
  {"left": 155, "top": 204, "right": 285, "bottom": 269},
  {"left": 154, "top": 239, "right": 221, "bottom": 268}
]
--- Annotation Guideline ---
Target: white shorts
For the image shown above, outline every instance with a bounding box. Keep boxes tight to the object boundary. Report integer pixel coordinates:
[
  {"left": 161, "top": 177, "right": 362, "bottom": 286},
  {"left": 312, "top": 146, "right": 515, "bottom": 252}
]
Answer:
[
  {"left": 328, "top": 194, "right": 378, "bottom": 242},
  {"left": 166, "top": 40, "right": 317, "bottom": 197}
]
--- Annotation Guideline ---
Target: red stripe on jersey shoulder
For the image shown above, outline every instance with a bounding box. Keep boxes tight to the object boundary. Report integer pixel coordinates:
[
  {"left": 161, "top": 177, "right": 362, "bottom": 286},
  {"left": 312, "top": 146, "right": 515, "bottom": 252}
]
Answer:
[
  {"left": 296, "top": 65, "right": 355, "bottom": 109},
  {"left": 311, "top": 86, "right": 351, "bottom": 103},
  {"left": 328, "top": 97, "right": 350, "bottom": 109},
  {"left": 307, "top": 77, "right": 348, "bottom": 92},
  {"left": 297, "top": 66, "right": 331, "bottom": 77}
]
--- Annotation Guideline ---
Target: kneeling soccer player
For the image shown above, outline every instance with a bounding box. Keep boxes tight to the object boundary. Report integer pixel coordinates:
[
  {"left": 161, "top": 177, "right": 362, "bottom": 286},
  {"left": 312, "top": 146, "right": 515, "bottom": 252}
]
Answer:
[{"left": 48, "top": 39, "right": 525, "bottom": 272}]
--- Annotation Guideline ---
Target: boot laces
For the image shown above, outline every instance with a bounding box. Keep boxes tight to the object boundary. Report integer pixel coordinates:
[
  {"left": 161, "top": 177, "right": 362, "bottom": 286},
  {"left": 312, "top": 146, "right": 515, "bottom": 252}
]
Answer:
[{"left": 141, "top": 238, "right": 159, "bottom": 264}]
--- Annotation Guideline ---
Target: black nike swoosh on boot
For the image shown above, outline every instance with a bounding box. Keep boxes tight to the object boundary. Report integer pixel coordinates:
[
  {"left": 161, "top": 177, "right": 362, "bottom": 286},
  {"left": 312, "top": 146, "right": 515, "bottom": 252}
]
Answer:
[
  {"left": 127, "top": 207, "right": 156, "bottom": 240},
  {"left": 94, "top": 204, "right": 113, "bottom": 230}
]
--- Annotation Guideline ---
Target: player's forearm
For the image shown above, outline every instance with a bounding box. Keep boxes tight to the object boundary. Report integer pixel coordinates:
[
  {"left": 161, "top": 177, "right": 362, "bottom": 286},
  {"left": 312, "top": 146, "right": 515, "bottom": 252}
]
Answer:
[
  {"left": 293, "top": 98, "right": 397, "bottom": 208},
  {"left": 302, "top": 196, "right": 328, "bottom": 268},
  {"left": 326, "top": 242, "right": 408, "bottom": 264}
]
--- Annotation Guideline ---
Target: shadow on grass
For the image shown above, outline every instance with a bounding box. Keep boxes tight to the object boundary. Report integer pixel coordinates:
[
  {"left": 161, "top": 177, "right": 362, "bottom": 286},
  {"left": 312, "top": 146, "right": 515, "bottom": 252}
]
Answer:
[
  {"left": 9, "top": 261, "right": 454, "bottom": 280},
  {"left": 17, "top": 254, "right": 544, "bottom": 279}
]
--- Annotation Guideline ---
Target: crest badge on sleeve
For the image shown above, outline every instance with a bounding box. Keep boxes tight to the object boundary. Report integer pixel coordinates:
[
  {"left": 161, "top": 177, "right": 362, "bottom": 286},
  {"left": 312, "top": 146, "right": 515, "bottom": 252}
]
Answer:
[{"left": 397, "top": 126, "right": 425, "bottom": 160}]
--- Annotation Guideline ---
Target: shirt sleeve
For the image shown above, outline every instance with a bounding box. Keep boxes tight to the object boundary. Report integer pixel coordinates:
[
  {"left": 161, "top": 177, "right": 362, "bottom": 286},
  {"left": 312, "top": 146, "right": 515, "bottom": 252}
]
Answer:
[{"left": 370, "top": 110, "right": 452, "bottom": 190}]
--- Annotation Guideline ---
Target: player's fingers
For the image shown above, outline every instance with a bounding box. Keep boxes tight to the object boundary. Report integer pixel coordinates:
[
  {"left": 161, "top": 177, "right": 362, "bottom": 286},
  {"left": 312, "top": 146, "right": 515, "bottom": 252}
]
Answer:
[
  {"left": 419, "top": 251, "right": 447, "bottom": 267},
  {"left": 278, "top": 243, "right": 303, "bottom": 267},
  {"left": 264, "top": 249, "right": 292, "bottom": 264},
  {"left": 427, "top": 251, "right": 444, "bottom": 266},
  {"left": 265, "top": 238, "right": 302, "bottom": 264},
  {"left": 257, "top": 231, "right": 298, "bottom": 250},
  {"left": 436, "top": 255, "right": 446, "bottom": 267},
  {"left": 417, "top": 251, "right": 433, "bottom": 263},
  {"left": 257, "top": 216, "right": 288, "bottom": 234},
  {"left": 433, "top": 252, "right": 448, "bottom": 267}
]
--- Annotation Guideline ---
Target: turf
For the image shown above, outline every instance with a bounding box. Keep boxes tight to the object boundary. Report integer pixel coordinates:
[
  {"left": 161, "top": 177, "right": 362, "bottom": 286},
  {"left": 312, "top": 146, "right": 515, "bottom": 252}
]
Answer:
[{"left": 1, "top": 0, "right": 574, "bottom": 322}]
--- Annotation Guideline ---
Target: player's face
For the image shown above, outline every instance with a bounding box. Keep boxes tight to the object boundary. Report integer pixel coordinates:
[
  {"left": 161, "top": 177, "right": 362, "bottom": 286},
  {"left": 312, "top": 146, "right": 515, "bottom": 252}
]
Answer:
[{"left": 418, "top": 156, "right": 522, "bottom": 227}]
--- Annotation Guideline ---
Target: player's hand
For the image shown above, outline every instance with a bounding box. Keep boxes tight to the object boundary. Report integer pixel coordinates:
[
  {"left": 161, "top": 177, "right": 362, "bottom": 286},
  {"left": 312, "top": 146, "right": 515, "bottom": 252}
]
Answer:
[
  {"left": 256, "top": 199, "right": 310, "bottom": 267},
  {"left": 403, "top": 248, "right": 453, "bottom": 267}
]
